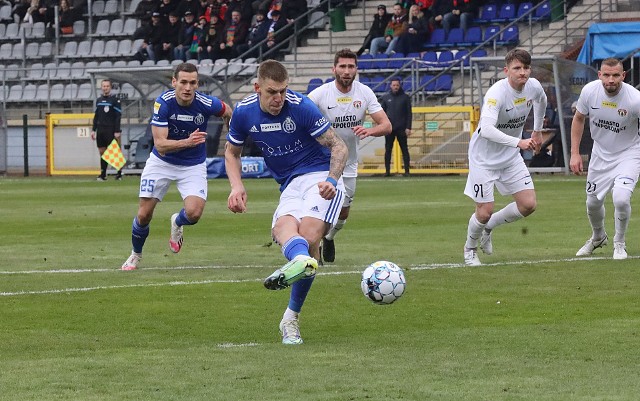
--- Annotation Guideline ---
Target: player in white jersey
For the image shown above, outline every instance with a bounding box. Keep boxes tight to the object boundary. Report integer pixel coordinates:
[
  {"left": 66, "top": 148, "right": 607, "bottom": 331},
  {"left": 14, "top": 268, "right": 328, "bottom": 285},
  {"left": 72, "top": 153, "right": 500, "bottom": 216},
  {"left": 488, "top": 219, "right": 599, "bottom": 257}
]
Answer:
[
  {"left": 570, "top": 58, "right": 640, "bottom": 260},
  {"left": 121, "top": 63, "right": 232, "bottom": 270},
  {"left": 307, "top": 48, "right": 392, "bottom": 263},
  {"left": 463, "top": 49, "right": 547, "bottom": 266}
]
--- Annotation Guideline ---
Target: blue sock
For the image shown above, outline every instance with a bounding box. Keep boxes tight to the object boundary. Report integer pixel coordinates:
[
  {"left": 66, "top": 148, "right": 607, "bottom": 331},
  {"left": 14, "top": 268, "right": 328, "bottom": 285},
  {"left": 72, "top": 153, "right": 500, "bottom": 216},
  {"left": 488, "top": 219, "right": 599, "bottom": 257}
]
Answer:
[
  {"left": 175, "top": 208, "right": 194, "bottom": 227},
  {"left": 282, "top": 236, "right": 310, "bottom": 261},
  {"left": 131, "top": 217, "right": 149, "bottom": 254},
  {"left": 288, "top": 275, "right": 315, "bottom": 313}
]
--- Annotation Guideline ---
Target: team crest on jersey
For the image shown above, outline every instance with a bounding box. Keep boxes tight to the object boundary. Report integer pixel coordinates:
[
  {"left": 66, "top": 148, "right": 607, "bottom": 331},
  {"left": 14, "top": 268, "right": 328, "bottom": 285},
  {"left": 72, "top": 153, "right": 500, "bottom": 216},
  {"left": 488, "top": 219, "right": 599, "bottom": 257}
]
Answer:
[
  {"left": 618, "top": 109, "right": 628, "bottom": 117},
  {"left": 104, "top": 105, "right": 110, "bottom": 113},
  {"left": 283, "top": 116, "right": 296, "bottom": 133},
  {"left": 353, "top": 100, "right": 362, "bottom": 109},
  {"left": 194, "top": 113, "right": 205, "bottom": 125}
]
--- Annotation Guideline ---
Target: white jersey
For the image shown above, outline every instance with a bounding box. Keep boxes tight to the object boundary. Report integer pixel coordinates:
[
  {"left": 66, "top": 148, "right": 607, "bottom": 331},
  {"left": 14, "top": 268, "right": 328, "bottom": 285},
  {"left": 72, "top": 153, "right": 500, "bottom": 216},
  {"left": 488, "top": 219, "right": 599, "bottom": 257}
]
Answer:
[
  {"left": 308, "top": 80, "right": 383, "bottom": 177},
  {"left": 576, "top": 80, "right": 640, "bottom": 170},
  {"left": 469, "top": 77, "right": 547, "bottom": 169}
]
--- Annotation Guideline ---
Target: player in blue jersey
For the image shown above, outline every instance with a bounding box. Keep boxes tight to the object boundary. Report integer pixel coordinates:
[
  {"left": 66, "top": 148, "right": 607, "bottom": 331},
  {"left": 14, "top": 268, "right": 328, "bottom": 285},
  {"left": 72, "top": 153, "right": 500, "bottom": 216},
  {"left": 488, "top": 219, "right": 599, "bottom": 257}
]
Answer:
[
  {"left": 121, "top": 62, "right": 233, "bottom": 271},
  {"left": 225, "top": 60, "right": 348, "bottom": 345}
]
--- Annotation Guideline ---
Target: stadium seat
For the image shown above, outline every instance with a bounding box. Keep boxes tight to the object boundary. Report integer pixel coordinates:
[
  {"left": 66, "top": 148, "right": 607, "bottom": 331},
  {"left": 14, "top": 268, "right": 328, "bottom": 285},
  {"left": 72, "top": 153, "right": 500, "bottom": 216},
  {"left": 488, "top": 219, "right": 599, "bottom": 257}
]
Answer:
[
  {"left": 458, "top": 26, "right": 482, "bottom": 47},
  {"left": 0, "top": 4, "right": 12, "bottom": 22},
  {"left": 25, "top": 42, "right": 40, "bottom": 59},
  {"left": 70, "top": 61, "right": 86, "bottom": 79},
  {"left": 483, "top": 25, "right": 501, "bottom": 45},
  {"left": 494, "top": 3, "right": 516, "bottom": 23},
  {"left": 120, "top": 83, "right": 137, "bottom": 100},
  {"left": 22, "top": 83, "right": 37, "bottom": 102},
  {"left": 125, "top": 0, "right": 142, "bottom": 15},
  {"left": 499, "top": 25, "right": 519, "bottom": 45},
  {"left": 371, "top": 53, "right": 388, "bottom": 70},
  {"left": 90, "top": 40, "right": 106, "bottom": 57},
  {"left": 55, "top": 62, "right": 72, "bottom": 80},
  {"left": 419, "top": 74, "right": 436, "bottom": 92},
  {"left": 358, "top": 76, "right": 370, "bottom": 86},
  {"left": 533, "top": 0, "right": 551, "bottom": 20},
  {"left": 424, "top": 28, "right": 445, "bottom": 49},
  {"left": 37, "top": 42, "right": 52, "bottom": 59},
  {"left": 0, "top": 85, "right": 5, "bottom": 102},
  {"left": 117, "top": 39, "right": 132, "bottom": 57},
  {"left": 123, "top": 18, "right": 139, "bottom": 36},
  {"left": 10, "top": 44, "right": 24, "bottom": 61},
  {"left": 49, "top": 83, "right": 65, "bottom": 101},
  {"left": 211, "top": 58, "right": 228, "bottom": 76},
  {"left": 35, "top": 83, "right": 49, "bottom": 102},
  {"left": 103, "top": 0, "right": 119, "bottom": 15},
  {"left": 108, "top": 18, "right": 124, "bottom": 36},
  {"left": 0, "top": 24, "right": 5, "bottom": 38},
  {"left": 434, "top": 74, "right": 453, "bottom": 93},
  {"left": 0, "top": 43, "right": 12, "bottom": 61},
  {"left": 93, "top": 19, "right": 110, "bottom": 36},
  {"left": 63, "top": 83, "right": 79, "bottom": 99},
  {"left": 475, "top": 3, "right": 497, "bottom": 24},
  {"left": 325, "top": 77, "right": 334, "bottom": 83},
  {"left": 90, "top": 0, "right": 105, "bottom": 16},
  {"left": 436, "top": 50, "right": 454, "bottom": 69},
  {"left": 113, "top": 60, "right": 127, "bottom": 68},
  {"left": 444, "top": 28, "right": 464, "bottom": 46},
  {"left": 401, "top": 77, "right": 414, "bottom": 93},
  {"left": 516, "top": 2, "right": 534, "bottom": 20},
  {"left": 386, "top": 52, "right": 407, "bottom": 70},
  {"left": 26, "top": 63, "right": 45, "bottom": 80},
  {"left": 308, "top": 11, "right": 326, "bottom": 29},
  {"left": 7, "top": 84, "right": 23, "bottom": 102},
  {"left": 357, "top": 53, "right": 374, "bottom": 71},
  {"left": 5, "top": 23, "right": 20, "bottom": 40},
  {"left": 243, "top": 57, "right": 258, "bottom": 76},
  {"left": 454, "top": 49, "right": 470, "bottom": 67},
  {"left": 156, "top": 59, "right": 170, "bottom": 66},
  {"left": 5, "top": 64, "right": 20, "bottom": 81},
  {"left": 369, "top": 76, "right": 387, "bottom": 93},
  {"left": 306, "top": 78, "right": 323, "bottom": 94},
  {"left": 171, "top": 59, "right": 183, "bottom": 67},
  {"left": 127, "top": 60, "right": 141, "bottom": 67},
  {"left": 43, "top": 62, "right": 57, "bottom": 79},
  {"left": 77, "top": 82, "right": 93, "bottom": 101},
  {"left": 68, "top": 20, "right": 86, "bottom": 37},
  {"left": 142, "top": 59, "right": 156, "bottom": 67},
  {"left": 420, "top": 51, "right": 438, "bottom": 70},
  {"left": 59, "top": 41, "right": 78, "bottom": 59},
  {"left": 104, "top": 39, "right": 119, "bottom": 56},
  {"left": 26, "top": 22, "right": 45, "bottom": 40},
  {"left": 98, "top": 60, "right": 113, "bottom": 68},
  {"left": 77, "top": 40, "right": 91, "bottom": 58},
  {"left": 84, "top": 60, "right": 99, "bottom": 71}
]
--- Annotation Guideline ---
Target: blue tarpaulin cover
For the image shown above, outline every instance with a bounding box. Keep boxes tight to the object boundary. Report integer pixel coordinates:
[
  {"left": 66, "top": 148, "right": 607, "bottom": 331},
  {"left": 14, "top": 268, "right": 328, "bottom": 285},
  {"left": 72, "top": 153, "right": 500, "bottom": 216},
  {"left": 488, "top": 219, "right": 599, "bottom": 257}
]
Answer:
[{"left": 577, "top": 22, "right": 640, "bottom": 65}]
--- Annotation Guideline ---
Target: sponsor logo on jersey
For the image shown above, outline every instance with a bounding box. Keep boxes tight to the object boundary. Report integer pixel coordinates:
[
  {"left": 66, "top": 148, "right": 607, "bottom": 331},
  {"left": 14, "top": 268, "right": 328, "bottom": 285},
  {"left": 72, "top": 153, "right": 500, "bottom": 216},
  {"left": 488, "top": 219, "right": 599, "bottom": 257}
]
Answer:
[
  {"left": 170, "top": 114, "right": 177, "bottom": 120},
  {"left": 177, "top": 114, "right": 194, "bottom": 122},
  {"left": 594, "top": 119, "right": 626, "bottom": 133},
  {"left": 513, "top": 97, "right": 526, "bottom": 106},
  {"left": 337, "top": 97, "right": 352, "bottom": 104},
  {"left": 496, "top": 115, "right": 526, "bottom": 130},
  {"left": 250, "top": 125, "right": 258, "bottom": 132},
  {"left": 261, "top": 123, "right": 282, "bottom": 132},
  {"left": 601, "top": 100, "right": 617, "bottom": 109},
  {"left": 353, "top": 100, "right": 362, "bottom": 109},
  {"left": 487, "top": 98, "right": 497, "bottom": 107},
  {"left": 310, "top": 206, "right": 319, "bottom": 212},
  {"left": 283, "top": 116, "right": 296, "bottom": 133},
  {"left": 315, "top": 117, "right": 328, "bottom": 127},
  {"left": 618, "top": 109, "right": 628, "bottom": 117},
  {"left": 333, "top": 115, "right": 362, "bottom": 129},
  {"left": 153, "top": 102, "right": 161, "bottom": 114}
]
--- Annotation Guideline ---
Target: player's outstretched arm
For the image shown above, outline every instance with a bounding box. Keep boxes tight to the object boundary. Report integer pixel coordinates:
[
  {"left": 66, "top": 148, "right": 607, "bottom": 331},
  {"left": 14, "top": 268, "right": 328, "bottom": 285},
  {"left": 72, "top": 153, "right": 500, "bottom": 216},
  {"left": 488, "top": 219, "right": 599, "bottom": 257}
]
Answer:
[
  {"left": 316, "top": 128, "right": 348, "bottom": 200},
  {"left": 224, "top": 141, "right": 247, "bottom": 213}
]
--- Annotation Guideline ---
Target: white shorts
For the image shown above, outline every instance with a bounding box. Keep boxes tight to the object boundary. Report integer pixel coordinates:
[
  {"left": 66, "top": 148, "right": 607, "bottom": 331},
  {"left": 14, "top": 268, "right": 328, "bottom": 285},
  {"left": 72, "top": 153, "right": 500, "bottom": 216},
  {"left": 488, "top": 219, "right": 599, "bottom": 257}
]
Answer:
[
  {"left": 464, "top": 160, "right": 534, "bottom": 203},
  {"left": 138, "top": 153, "right": 208, "bottom": 201},
  {"left": 342, "top": 176, "right": 356, "bottom": 208},
  {"left": 585, "top": 155, "right": 640, "bottom": 201},
  {"left": 271, "top": 171, "right": 345, "bottom": 228}
]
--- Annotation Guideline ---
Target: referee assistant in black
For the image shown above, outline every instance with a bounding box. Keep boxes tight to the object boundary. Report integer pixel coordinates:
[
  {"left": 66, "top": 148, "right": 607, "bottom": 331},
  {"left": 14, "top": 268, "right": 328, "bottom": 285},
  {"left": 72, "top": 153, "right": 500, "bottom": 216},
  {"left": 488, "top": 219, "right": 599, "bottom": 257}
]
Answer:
[{"left": 91, "top": 79, "right": 123, "bottom": 180}]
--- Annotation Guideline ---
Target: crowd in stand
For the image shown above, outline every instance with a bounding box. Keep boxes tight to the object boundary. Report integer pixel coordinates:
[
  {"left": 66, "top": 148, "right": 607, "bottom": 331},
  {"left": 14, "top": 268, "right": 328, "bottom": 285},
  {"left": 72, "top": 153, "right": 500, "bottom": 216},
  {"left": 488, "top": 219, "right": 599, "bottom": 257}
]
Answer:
[{"left": 358, "top": 0, "right": 550, "bottom": 56}]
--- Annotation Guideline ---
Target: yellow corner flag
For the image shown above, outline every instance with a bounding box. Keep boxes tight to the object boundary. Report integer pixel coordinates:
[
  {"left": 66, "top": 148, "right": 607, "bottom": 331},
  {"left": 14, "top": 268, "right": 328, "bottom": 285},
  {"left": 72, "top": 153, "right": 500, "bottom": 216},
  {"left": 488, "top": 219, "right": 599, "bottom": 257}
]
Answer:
[{"left": 101, "top": 139, "right": 127, "bottom": 170}]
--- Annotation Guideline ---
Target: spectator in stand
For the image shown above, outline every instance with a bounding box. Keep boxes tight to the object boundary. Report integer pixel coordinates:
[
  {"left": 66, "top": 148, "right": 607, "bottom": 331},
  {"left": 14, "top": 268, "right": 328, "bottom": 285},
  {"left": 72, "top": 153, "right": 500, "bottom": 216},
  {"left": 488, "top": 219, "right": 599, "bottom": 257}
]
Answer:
[
  {"left": 212, "top": 10, "right": 249, "bottom": 60},
  {"left": 26, "top": 0, "right": 55, "bottom": 25},
  {"left": 133, "top": 0, "right": 158, "bottom": 25},
  {"left": 442, "top": 0, "right": 478, "bottom": 35},
  {"left": 157, "top": 0, "right": 178, "bottom": 22},
  {"left": 175, "top": 10, "right": 196, "bottom": 61},
  {"left": 140, "top": 12, "right": 165, "bottom": 62},
  {"left": 156, "top": 11, "right": 182, "bottom": 61},
  {"left": 281, "top": 0, "right": 307, "bottom": 28},
  {"left": 202, "top": 13, "right": 225, "bottom": 60},
  {"left": 356, "top": 4, "right": 391, "bottom": 56},
  {"left": 176, "top": 0, "right": 199, "bottom": 18},
  {"left": 414, "top": 0, "right": 434, "bottom": 17},
  {"left": 58, "top": 0, "right": 75, "bottom": 34},
  {"left": 233, "top": 9, "right": 266, "bottom": 58},
  {"left": 204, "top": 0, "right": 228, "bottom": 22},
  {"left": 224, "top": 0, "right": 253, "bottom": 24},
  {"left": 395, "top": 4, "right": 429, "bottom": 55},
  {"left": 70, "top": 0, "right": 87, "bottom": 21},
  {"left": 261, "top": 8, "right": 287, "bottom": 59},
  {"left": 369, "top": 3, "right": 408, "bottom": 55},
  {"left": 12, "top": 0, "right": 31, "bottom": 23},
  {"left": 188, "top": 16, "right": 208, "bottom": 60},
  {"left": 428, "top": 0, "right": 453, "bottom": 33}
]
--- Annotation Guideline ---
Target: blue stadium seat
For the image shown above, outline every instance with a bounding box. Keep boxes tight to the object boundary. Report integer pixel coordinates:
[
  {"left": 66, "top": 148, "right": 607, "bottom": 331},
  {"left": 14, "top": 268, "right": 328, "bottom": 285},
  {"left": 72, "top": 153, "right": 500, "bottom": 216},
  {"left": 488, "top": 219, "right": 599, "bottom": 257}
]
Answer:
[
  {"left": 424, "top": 28, "right": 445, "bottom": 49},
  {"left": 434, "top": 74, "right": 453, "bottom": 93},
  {"left": 386, "top": 52, "right": 406, "bottom": 70},
  {"left": 325, "top": 77, "right": 334, "bottom": 84},
  {"left": 499, "top": 25, "right": 519, "bottom": 46},
  {"left": 436, "top": 50, "right": 454, "bottom": 69},
  {"left": 475, "top": 3, "right": 497, "bottom": 24},
  {"left": 420, "top": 74, "right": 436, "bottom": 92},
  {"left": 358, "top": 53, "right": 374, "bottom": 71},
  {"left": 305, "top": 78, "right": 323, "bottom": 94},
  {"left": 483, "top": 25, "right": 501, "bottom": 45},
  {"left": 493, "top": 3, "right": 516, "bottom": 23},
  {"left": 369, "top": 76, "right": 387, "bottom": 93},
  {"left": 458, "top": 26, "right": 482, "bottom": 47},
  {"left": 401, "top": 76, "right": 414, "bottom": 93},
  {"left": 371, "top": 53, "right": 389, "bottom": 70},
  {"left": 516, "top": 2, "right": 534, "bottom": 20},
  {"left": 358, "top": 76, "right": 370, "bottom": 86},
  {"left": 444, "top": 28, "right": 464, "bottom": 47},
  {"left": 420, "top": 51, "right": 438, "bottom": 70},
  {"left": 533, "top": 0, "right": 551, "bottom": 20}
]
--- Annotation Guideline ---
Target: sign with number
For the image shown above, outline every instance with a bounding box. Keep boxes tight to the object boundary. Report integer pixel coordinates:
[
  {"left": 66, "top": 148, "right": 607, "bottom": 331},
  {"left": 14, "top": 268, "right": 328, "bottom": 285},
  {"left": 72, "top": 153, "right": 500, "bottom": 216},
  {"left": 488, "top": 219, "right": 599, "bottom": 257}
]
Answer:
[{"left": 77, "top": 127, "right": 91, "bottom": 138}]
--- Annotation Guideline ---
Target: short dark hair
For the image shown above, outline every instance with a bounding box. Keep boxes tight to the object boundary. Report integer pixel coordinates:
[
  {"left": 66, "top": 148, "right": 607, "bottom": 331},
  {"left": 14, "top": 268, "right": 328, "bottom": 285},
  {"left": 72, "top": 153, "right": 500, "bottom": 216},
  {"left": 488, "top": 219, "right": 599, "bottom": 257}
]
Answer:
[
  {"left": 601, "top": 57, "right": 622, "bottom": 69},
  {"left": 258, "top": 59, "right": 288, "bottom": 83},
  {"left": 174, "top": 62, "right": 198, "bottom": 78},
  {"left": 334, "top": 48, "right": 358, "bottom": 67},
  {"left": 505, "top": 48, "right": 531, "bottom": 67}
]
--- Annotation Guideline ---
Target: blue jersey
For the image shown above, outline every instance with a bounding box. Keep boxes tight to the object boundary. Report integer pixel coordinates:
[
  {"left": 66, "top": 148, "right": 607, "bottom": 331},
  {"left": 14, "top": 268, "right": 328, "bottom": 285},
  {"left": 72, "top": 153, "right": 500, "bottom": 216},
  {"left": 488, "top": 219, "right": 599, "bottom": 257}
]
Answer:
[
  {"left": 151, "top": 90, "right": 226, "bottom": 166},
  {"left": 227, "top": 89, "right": 331, "bottom": 191}
]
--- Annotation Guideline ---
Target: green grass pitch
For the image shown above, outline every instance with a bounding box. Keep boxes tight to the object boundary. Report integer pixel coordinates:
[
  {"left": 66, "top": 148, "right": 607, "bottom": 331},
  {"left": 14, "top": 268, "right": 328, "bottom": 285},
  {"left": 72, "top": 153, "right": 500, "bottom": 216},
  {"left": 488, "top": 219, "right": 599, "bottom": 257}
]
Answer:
[{"left": 1, "top": 175, "right": 640, "bottom": 400}]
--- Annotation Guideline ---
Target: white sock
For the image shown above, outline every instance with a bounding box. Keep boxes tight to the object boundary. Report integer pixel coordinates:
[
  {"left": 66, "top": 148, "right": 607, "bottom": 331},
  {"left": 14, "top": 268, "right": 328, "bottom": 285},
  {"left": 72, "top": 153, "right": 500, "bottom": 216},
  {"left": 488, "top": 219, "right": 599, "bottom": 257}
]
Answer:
[
  {"left": 485, "top": 202, "right": 524, "bottom": 231},
  {"left": 613, "top": 188, "right": 632, "bottom": 243},
  {"left": 325, "top": 219, "right": 345, "bottom": 241},
  {"left": 282, "top": 307, "right": 299, "bottom": 321},
  {"left": 586, "top": 196, "right": 606, "bottom": 240},
  {"left": 464, "top": 213, "right": 485, "bottom": 250}
]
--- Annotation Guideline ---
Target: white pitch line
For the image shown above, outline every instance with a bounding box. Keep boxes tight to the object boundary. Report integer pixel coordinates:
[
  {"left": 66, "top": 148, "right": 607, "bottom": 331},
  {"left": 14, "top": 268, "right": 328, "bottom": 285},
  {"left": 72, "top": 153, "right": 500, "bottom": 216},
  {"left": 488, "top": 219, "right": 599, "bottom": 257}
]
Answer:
[{"left": 0, "top": 255, "right": 636, "bottom": 297}]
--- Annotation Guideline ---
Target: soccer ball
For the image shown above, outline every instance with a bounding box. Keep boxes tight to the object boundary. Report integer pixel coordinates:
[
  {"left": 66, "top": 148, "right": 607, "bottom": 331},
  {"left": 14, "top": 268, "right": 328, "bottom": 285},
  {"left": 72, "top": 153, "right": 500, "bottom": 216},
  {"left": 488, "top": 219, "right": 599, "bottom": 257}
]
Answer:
[{"left": 361, "top": 261, "right": 406, "bottom": 304}]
